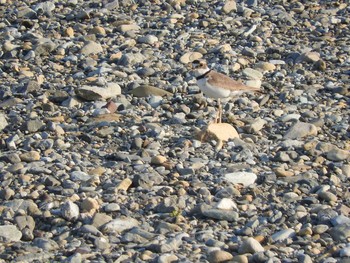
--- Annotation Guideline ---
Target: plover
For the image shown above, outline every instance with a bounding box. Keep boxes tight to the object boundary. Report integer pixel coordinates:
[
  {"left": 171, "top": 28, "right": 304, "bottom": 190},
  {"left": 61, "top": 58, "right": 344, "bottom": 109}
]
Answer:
[{"left": 192, "top": 59, "right": 261, "bottom": 123}]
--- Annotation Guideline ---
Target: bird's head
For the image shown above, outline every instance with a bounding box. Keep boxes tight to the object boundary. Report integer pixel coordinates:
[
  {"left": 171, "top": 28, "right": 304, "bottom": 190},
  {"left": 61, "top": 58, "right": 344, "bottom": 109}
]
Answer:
[{"left": 190, "top": 59, "right": 210, "bottom": 77}]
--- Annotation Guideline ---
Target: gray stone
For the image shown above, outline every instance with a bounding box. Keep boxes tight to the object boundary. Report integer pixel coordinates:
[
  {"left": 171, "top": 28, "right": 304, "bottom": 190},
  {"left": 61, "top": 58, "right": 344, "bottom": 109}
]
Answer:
[
  {"left": 61, "top": 201, "right": 80, "bottom": 221},
  {"left": 77, "top": 83, "right": 121, "bottom": 101},
  {"left": 71, "top": 171, "right": 93, "bottom": 181},
  {"left": 33, "top": 238, "right": 59, "bottom": 251},
  {"left": 326, "top": 148, "right": 350, "bottom": 161},
  {"left": 202, "top": 209, "right": 239, "bottom": 222},
  {"left": 331, "top": 215, "right": 350, "bottom": 226},
  {"left": 242, "top": 68, "right": 264, "bottom": 80},
  {"left": 0, "top": 225, "right": 22, "bottom": 242},
  {"left": 138, "top": 35, "right": 158, "bottom": 45},
  {"left": 80, "top": 41, "right": 103, "bottom": 56},
  {"left": 329, "top": 224, "right": 350, "bottom": 242},
  {"left": 238, "top": 237, "right": 265, "bottom": 254},
  {"left": 283, "top": 122, "right": 317, "bottom": 139},
  {"left": 102, "top": 217, "right": 139, "bottom": 233},
  {"left": 0, "top": 113, "right": 8, "bottom": 131},
  {"left": 26, "top": 119, "right": 45, "bottom": 133}
]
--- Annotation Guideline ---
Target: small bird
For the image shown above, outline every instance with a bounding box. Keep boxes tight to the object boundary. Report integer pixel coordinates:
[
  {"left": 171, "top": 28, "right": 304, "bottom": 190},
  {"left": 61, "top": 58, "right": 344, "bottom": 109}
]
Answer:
[{"left": 192, "top": 59, "right": 261, "bottom": 123}]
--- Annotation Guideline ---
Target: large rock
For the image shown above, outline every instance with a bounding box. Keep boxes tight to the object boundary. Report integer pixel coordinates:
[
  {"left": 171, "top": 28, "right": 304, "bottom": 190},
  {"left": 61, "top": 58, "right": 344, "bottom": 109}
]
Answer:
[{"left": 77, "top": 83, "right": 121, "bottom": 101}]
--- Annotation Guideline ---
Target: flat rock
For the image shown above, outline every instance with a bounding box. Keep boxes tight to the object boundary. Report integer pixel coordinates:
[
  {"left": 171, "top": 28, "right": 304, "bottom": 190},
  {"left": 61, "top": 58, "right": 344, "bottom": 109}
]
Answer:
[
  {"left": 224, "top": 172, "right": 257, "bottom": 187},
  {"left": 102, "top": 217, "right": 139, "bottom": 233},
  {"left": 202, "top": 209, "right": 239, "bottom": 222},
  {"left": 130, "top": 85, "right": 172, "bottom": 97},
  {"left": 117, "top": 24, "right": 140, "bottom": 33},
  {"left": 283, "top": 121, "right": 318, "bottom": 139},
  {"left": 77, "top": 83, "right": 121, "bottom": 101}
]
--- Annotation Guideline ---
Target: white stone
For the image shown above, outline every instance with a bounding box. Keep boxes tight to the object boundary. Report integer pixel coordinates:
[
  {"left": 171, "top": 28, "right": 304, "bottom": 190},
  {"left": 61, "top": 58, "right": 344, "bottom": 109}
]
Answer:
[
  {"left": 77, "top": 83, "right": 121, "bottom": 101},
  {"left": 242, "top": 68, "right": 263, "bottom": 80},
  {"left": 216, "top": 198, "right": 238, "bottom": 210},
  {"left": 102, "top": 217, "right": 139, "bottom": 233},
  {"left": 224, "top": 172, "right": 257, "bottom": 187},
  {"left": 271, "top": 229, "right": 296, "bottom": 242},
  {"left": 61, "top": 201, "right": 80, "bottom": 221}
]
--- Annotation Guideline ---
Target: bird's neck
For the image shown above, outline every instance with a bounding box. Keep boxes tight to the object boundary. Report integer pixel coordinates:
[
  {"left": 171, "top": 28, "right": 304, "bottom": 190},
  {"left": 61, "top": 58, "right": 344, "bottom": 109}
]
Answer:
[{"left": 195, "top": 68, "right": 211, "bottom": 80}]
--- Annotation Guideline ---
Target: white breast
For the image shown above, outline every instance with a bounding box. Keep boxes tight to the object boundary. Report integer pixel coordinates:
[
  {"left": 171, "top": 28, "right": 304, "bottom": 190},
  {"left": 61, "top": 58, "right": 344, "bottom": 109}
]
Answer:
[{"left": 197, "top": 78, "right": 231, "bottom": 99}]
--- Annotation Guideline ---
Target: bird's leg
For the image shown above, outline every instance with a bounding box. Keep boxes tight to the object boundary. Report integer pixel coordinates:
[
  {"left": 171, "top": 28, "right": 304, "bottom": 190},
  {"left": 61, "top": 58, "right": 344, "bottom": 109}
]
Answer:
[
  {"left": 214, "top": 99, "right": 220, "bottom": 124},
  {"left": 218, "top": 98, "right": 222, "bottom": 123}
]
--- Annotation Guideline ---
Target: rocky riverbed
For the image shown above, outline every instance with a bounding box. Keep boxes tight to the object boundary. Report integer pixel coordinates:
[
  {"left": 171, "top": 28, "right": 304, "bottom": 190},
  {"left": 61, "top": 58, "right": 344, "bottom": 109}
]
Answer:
[{"left": 0, "top": 0, "right": 349, "bottom": 262}]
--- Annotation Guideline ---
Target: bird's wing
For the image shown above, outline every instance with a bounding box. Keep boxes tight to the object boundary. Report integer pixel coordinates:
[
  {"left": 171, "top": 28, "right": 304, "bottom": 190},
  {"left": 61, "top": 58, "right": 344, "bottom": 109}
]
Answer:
[{"left": 206, "top": 71, "right": 260, "bottom": 92}]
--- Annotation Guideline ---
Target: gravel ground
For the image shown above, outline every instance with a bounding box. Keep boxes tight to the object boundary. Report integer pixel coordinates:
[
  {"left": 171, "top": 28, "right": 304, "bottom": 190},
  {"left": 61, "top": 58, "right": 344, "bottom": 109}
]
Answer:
[{"left": 0, "top": 0, "right": 349, "bottom": 262}]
